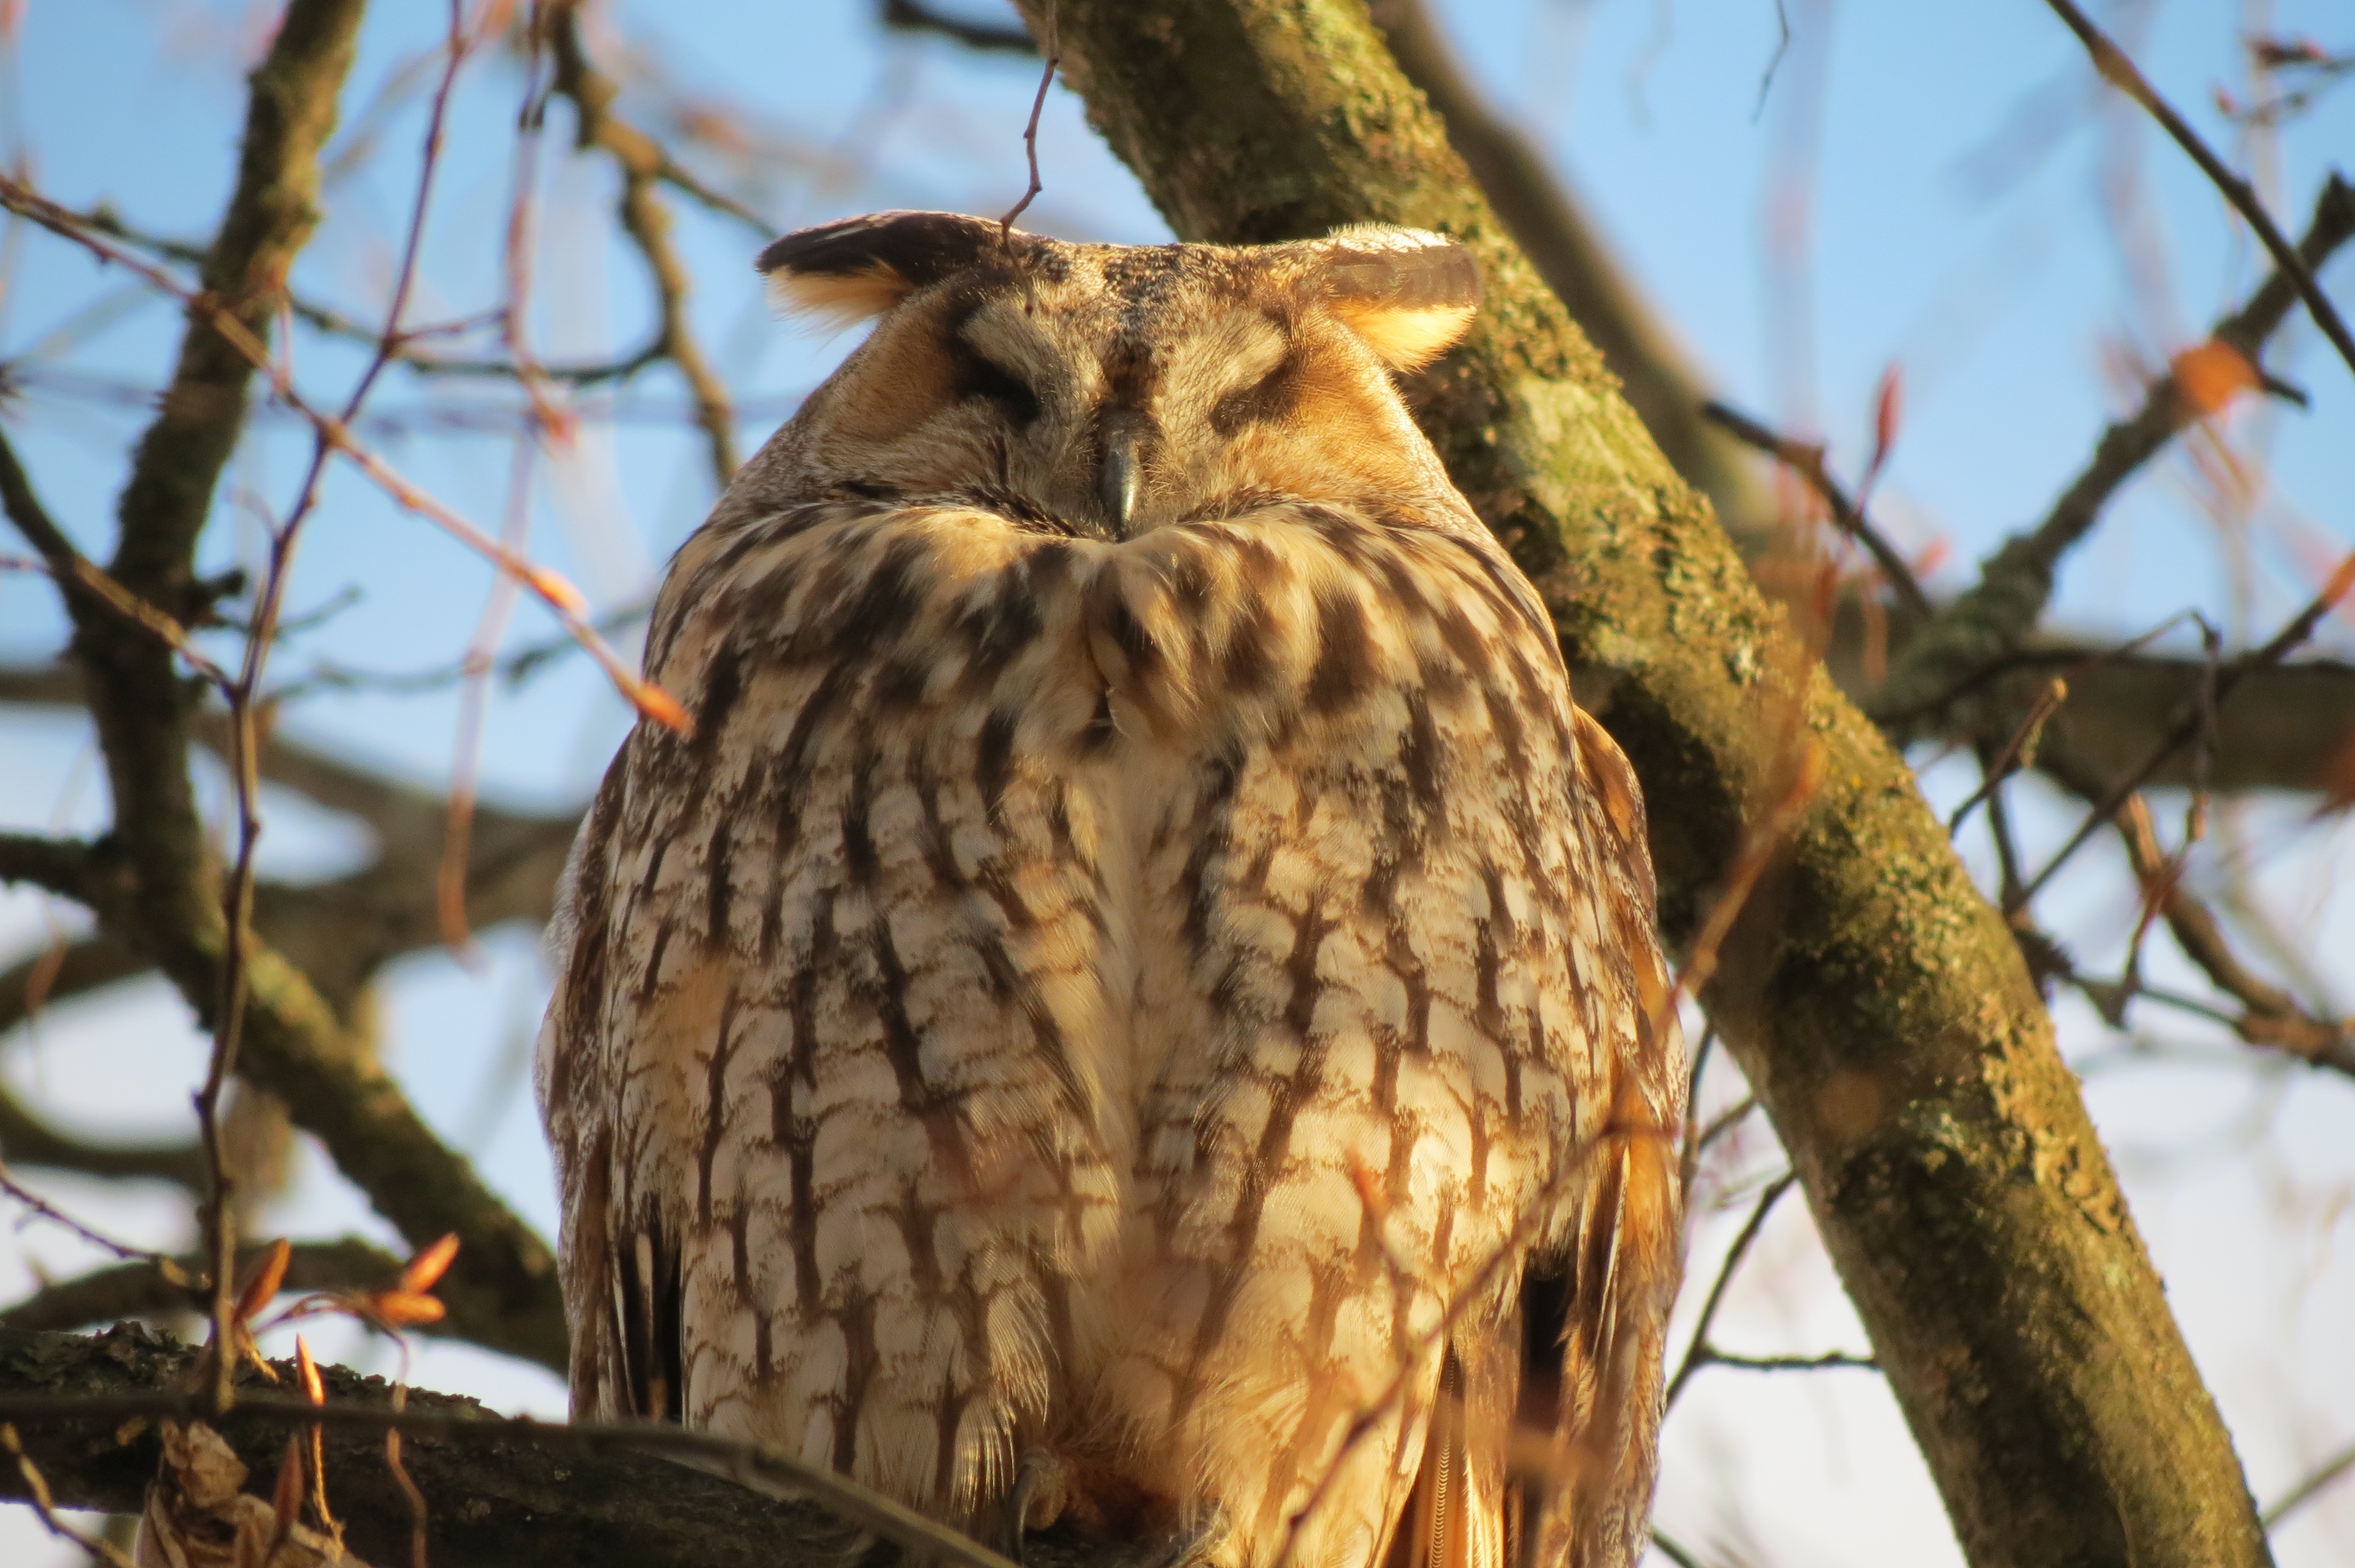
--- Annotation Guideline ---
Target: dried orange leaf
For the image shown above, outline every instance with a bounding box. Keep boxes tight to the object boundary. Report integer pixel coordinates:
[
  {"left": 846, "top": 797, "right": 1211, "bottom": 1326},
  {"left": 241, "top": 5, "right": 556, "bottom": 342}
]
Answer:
[
  {"left": 370, "top": 1290, "right": 448, "bottom": 1327},
  {"left": 1870, "top": 364, "right": 1903, "bottom": 468},
  {"left": 635, "top": 680, "right": 695, "bottom": 736},
  {"left": 2172, "top": 340, "right": 2260, "bottom": 416},
  {"left": 236, "top": 1238, "right": 293, "bottom": 1321},
  {"left": 397, "top": 1233, "right": 460, "bottom": 1294},
  {"left": 295, "top": 1335, "right": 325, "bottom": 1406},
  {"left": 271, "top": 1432, "right": 305, "bottom": 1532}
]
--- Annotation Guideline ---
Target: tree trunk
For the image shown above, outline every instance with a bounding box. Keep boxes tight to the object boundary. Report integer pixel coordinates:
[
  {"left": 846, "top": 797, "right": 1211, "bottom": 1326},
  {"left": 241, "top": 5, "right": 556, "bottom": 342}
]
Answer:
[{"left": 1007, "top": 3, "right": 2270, "bottom": 1563}]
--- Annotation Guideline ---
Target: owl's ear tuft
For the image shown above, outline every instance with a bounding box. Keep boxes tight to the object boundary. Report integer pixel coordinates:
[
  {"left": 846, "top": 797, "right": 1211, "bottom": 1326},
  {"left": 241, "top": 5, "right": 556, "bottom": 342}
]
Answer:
[
  {"left": 758, "top": 211, "right": 1013, "bottom": 325},
  {"left": 1312, "top": 227, "right": 1480, "bottom": 370}
]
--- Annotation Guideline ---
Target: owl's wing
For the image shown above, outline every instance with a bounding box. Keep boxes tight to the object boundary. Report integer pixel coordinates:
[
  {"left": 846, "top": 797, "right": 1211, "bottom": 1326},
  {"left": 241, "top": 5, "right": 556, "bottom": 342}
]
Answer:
[
  {"left": 1081, "top": 504, "right": 1683, "bottom": 1568},
  {"left": 1518, "top": 709, "right": 1683, "bottom": 1568},
  {"left": 536, "top": 501, "right": 1136, "bottom": 1522}
]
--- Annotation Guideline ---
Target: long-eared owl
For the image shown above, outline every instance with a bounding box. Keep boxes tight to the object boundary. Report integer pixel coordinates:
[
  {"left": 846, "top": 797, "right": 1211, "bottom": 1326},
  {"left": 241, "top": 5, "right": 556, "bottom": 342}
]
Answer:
[{"left": 536, "top": 211, "right": 1684, "bottom": 1568}]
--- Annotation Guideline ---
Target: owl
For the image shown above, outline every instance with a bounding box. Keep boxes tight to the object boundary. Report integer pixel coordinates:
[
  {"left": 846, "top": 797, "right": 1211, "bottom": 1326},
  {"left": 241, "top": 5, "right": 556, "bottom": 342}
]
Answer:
[{"left": 536, "top": 211, "right": 1684, "bottom": 1568}]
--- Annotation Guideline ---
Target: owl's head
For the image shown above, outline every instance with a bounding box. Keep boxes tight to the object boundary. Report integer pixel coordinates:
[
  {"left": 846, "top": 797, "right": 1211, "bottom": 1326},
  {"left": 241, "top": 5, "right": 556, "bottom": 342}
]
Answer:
[{"left": 752, "top": 211, "right": 1480, "bottom": 537}]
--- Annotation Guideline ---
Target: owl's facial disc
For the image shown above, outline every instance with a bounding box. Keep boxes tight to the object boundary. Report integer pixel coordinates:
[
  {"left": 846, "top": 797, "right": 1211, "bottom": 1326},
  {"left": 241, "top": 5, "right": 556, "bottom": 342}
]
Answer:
[{"left": 759, "top": 212, "right": 1482, "bottom": 536}]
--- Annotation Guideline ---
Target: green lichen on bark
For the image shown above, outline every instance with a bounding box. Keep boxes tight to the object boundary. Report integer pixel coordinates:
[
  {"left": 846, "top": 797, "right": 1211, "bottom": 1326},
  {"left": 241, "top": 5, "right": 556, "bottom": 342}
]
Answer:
[{"left": 1016, "top": 2, "right": 2271, "bottom": 1562}]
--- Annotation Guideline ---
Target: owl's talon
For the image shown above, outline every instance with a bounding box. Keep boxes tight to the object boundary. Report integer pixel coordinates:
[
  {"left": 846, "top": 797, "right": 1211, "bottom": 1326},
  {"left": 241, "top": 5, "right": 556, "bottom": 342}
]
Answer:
[{"left": 1010, "top": 1451, "right": 1073, "bottom": 1566}]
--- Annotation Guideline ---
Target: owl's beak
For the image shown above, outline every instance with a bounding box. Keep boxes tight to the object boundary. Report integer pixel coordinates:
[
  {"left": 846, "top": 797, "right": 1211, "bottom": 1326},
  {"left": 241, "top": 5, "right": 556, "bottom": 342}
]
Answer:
[{"left": 1099, "top": 428, "right": 1143, "bottom": 534}]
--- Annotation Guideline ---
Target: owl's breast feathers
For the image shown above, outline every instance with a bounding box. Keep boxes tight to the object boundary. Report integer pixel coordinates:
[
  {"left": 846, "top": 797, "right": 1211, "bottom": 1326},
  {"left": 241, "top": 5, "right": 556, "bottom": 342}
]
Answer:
[{"left": 538, "top": 493, "right": 1683, "bottom": 1568}]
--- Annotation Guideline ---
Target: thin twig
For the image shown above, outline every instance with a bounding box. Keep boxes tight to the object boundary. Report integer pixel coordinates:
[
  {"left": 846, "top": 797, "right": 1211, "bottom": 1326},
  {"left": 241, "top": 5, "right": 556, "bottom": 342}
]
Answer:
[
  {"left": 2264, "top": 1436, "right": 2355, "bottom": 1528},
  {"left": 1000, "top": 1, "right": 1059, "bottom": 236},
  {"left": 1704, "top": 1349, "right": 1878, "bottom": 1373},
  {"left": 1946, "top": 677, "right": 2067, "bottom": 834},
  {"left": 0, "top": 172, "right": 686, "bottom": 733},
  {"left": 548, "top": 1, "right": 740, "bottom": 486},
  {"left": 1873, "top": 174, "right": 2355, "bottom": 732},
  {"left": 195, "top": 0, "right": 479, "bottom": 1419},
  {"left": 1700, "top": 398, "right": 1932, "bottom": 620},
  {"left": 2016, "top": 547, "right": 2355, "bottom": 906},
  {"left": 0, "top": 1161, "right": 178, "bottom": 1268},
  {"left": 1648, "top": 1525, "right": 1707, "bottom": 1568},
  {"left": 0, "top": 1425, "right": 139, "bottom": 1568},
  {"left": 2042, "top": 0, "right": 2355, "bottom": 384},
  {"left": 1664, "top": 1172, "right": 1797, "bottom": 1410}
]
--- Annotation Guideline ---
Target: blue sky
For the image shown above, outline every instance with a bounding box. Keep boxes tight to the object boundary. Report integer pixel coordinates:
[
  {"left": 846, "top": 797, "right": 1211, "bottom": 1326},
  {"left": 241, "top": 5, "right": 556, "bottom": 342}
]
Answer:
[{"left": 2, "top": 2, "right": 2352, "bottom": 1563}]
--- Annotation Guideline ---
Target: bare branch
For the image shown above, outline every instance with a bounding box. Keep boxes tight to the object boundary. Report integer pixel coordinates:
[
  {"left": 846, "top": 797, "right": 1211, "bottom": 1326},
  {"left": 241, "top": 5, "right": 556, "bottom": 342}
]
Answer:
[
  {"left": 0, "top": 1239, "right": 542, "bottom": 1363},
  {"left": 2019, "top": 547, "right": 2355, "bottom": 906},
  {"left": 0, "top": 1324, "right": 1092, "bottom": 1568},
  {"left": 1876, "top": 172, "right": 2355, "bottom": 732},
  {"left": 1368, "top": 0, "right": 1765, "bottom": 522},
  {"left": 0, "top": 1086, "right": 208, "bottom": 1191},
  {"left": 2044, "top": 0, "right": 2355, "bottom": 383},
  {"left": 2039, "top": 746, "right": 2354, "bottom": 1079},
  {"left": 1664, "top": 1173, "right": 1795, "bottom": 1410},
  {"left": 1699, "top": 398, "right": 1933, "bottom": 619},
  {"left": 548, "top": 2, "right": 741, "bottom": 488},
  {"left": 881, "top": 0, "right": 1040, "bottom": 54},
  {"left": 0, "top": 833, "right": 95, "bottom": 905},
  {"left": 2264, "top": 1437, "right": 2355, "bottom": 1529}
]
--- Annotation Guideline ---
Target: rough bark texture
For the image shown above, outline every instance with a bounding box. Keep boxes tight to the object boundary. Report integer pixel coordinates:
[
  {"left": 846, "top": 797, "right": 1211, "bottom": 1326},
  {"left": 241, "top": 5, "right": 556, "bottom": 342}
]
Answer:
[
  {"left": 0, "top": 1325, "right": 827, "bottom": 1568},
  {"left": 1003, "top": 3, "right": 2269, "bottom": 1564},
  {"left": 0, "top": 1324, "right": 1116, "bottom": 1568}
]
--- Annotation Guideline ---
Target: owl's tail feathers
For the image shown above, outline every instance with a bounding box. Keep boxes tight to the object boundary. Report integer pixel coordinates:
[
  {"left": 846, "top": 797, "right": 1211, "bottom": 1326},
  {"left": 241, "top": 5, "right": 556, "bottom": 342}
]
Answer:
[
  {"left": 1386, "top": 1341, "right": 1514, "bottom": 1568},
  {"left": 1510, "top": 1075, "right": 1684, "bottom": 1568}
]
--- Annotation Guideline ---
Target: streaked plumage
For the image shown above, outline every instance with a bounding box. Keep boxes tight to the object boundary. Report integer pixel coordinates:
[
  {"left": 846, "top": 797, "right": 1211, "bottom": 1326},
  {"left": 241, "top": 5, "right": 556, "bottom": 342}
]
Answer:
[{"left": 538, "top": 211, "right": 1683, "bottom": 1568}]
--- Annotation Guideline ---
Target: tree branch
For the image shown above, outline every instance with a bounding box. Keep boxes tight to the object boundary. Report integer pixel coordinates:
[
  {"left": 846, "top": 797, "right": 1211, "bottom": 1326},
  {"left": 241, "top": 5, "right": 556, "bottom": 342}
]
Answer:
[
  {"left": 0, "top": 1324, "right": 838, "bottom": 1568},
  {"left": 0, "top": 1324, "right": 1151, "bottom": 1568},
  {"left": 1874, "top": 174, "right": 2355, "bottom": 731},
  {"left": 2038, "top": 744, "right": 2353, "bottom": 1078},
  {"left": 1366, "top": 0, "right": 1765, "bottom": 525},
  {"left": 0, "top": 936, "right": 148, "bottom": 1040},
  {"left": 2044, "top": 0, "right": 2355, "bottom": 383},
  {"left": 0, "top": 0, "right": 570, "bottom": 1374},
  {"left": 1010, "top": 4, "right": 2271, "bottom": 1561},
  {"left": 1699, "top": 397, "right": 1932, "bottom": 618},
  {"left": 0, "top": 1085, "right": 209, "bottom": 1191},
  {"left": 0, "top": 834, "right": 95, "bottom": 905},
  {"left": 0, "top": 1239, "right": 539, "bottom": 1358},
  {"left": 880, "top": 0, "right": 1040, "bottom": 54},
  {"left": 548, "top": 2, "right": 740, "bottom": 488}
]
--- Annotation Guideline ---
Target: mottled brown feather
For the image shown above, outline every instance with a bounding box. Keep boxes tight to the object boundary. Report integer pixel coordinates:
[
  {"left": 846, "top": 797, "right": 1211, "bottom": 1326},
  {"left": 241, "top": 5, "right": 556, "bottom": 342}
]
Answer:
[{"left": 538, "top": 215, "right": 1683, "bottom": 1568}]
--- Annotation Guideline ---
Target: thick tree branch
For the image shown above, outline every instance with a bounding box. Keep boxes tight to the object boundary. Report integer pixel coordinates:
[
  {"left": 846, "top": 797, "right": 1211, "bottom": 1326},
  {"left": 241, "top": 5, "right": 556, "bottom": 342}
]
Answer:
[
  {"left": 0, "top": 1326, "right": 1147, "bottom": 1568},
  {"left": 0, "top": 1325, "right": 837, "bottom": 1568},
  {"left": 1366, "top": 0, "right": 1764, "bottom": 524},
  {"left": 1009, "top": 4, "right": 2270, "bottom": 1562},
  {"left": 1, "top": 661, "right": 583, "bottom": 1012},
  {"left": 1874, "top": 174, "right": 2355, "bottom": 731},
  {"left": 0, "top": 834, "right": 95, "bottom": 905},
  {"left": 0, "top": 937, "right": 148, "bottom": 1039},
  {"left": 0, "top": 1086, "right": 208, "bottom": 1191}
]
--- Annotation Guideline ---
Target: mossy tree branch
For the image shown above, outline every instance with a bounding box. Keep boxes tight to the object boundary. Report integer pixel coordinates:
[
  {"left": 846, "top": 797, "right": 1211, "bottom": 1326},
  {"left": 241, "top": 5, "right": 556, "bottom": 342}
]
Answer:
[{"left": 1006, "top": 2, "right": 2270, "bottom": 1562}]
